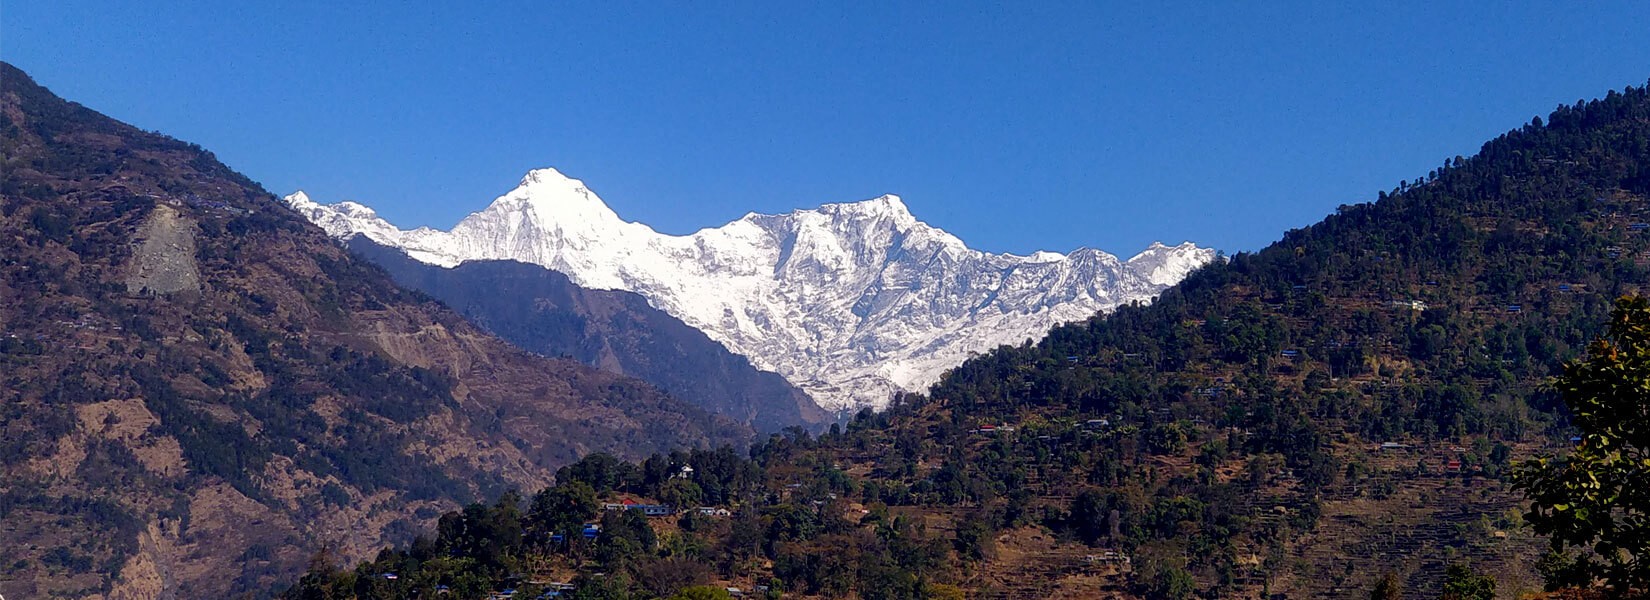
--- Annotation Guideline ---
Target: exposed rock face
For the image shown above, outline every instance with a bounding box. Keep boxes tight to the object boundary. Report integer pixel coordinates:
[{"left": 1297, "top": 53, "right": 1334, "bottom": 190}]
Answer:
[
  {"left": 290, "top": 171, "right": 1217, "bottom": 411},
  {"left": 124, "top": 205, "right": 200, "bottom": 296}
]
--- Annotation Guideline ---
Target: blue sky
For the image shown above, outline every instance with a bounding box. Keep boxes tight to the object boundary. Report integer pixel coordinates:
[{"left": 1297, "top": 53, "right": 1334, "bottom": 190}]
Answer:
[{"left": 8, "top": 2, "right": 1650, "bottom": 255}]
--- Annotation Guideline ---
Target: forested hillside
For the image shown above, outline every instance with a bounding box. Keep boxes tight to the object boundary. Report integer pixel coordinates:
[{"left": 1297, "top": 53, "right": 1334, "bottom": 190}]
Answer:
[
  {"left": 348, "top": 239, "right": 831, "bottom": 433},
  {"left": 0, "top": 62, "right": 749, "bottom": 600},
  {"left": 909, "top": 83, "right": 1650, "bottom": 596},
  {"left": 289, "top": 82, "right": 1650, "bottom": 599}
]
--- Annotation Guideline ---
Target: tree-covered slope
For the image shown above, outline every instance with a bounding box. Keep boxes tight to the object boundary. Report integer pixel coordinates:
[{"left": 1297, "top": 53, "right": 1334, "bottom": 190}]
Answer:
[
  {"left": 0, "top": 62, "right": 749, "bottom": 599},
  {"left": 285, "top": 80, "right": 1650, "bottom": 599},
  {"left": 347, "top": 238, "right": 831, "bottom": 433},
  {"left": 905, "top": 81, "right": 1650, "bottom": 595}
]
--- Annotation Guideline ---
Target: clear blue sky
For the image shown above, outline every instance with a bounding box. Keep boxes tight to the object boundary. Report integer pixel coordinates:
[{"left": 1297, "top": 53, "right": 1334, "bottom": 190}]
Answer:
[{"left": 8, "top": 2, "right": 1650, "bottom": 255}]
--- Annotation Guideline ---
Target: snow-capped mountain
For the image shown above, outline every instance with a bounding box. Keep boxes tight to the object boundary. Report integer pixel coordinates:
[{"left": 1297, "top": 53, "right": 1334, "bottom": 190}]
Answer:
[{"left": 287, "top": 168, "right": 1216, "bottom": 411}]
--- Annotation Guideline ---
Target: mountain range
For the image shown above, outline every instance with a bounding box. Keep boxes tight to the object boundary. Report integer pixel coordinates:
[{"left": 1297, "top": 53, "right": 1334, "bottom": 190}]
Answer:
[{"left": 287, "top": 171, "right": 1215, "bottom": 412}]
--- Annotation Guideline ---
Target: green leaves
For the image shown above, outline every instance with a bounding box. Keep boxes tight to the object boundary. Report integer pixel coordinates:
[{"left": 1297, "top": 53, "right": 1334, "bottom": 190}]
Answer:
[
  {"left": 1440, "top": 564, "right": 1496, "bottom": 600},
  {"left": 1514, "top": 295, "right": 1650, "bottom": 591}
]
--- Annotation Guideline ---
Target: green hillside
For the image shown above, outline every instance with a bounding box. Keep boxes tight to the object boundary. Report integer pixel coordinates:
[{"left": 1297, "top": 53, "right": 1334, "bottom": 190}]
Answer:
[
  {"left": 286, "top": 82, "right": 1650, "bottom": 599},
  {"left": 905, "top": 83, "right": 1650, "bottom": 596}
]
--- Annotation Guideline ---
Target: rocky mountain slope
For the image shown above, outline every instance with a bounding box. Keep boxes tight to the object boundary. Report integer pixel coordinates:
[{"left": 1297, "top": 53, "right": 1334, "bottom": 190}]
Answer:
[
  {"left": 348, "top": 238, "right": 830, "bottom": 432},
  {"left": 0, "top": 62, "right": 748, "bottom": 599},
  {"left": 288, "top": 172, "right": 1216, "bottom": 411}
]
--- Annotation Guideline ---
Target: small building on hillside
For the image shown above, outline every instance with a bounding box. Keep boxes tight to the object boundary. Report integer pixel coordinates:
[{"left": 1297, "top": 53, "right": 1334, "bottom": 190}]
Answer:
[
  {"left": 1388, "top": 299, "right": 1429, "bottom": 311},
  {"left": 1086, "top": 550, "right": 1132, "bottom": 565},
  {"left": 602, "top": 498, "right": 672, "bottom": 516},
  {"left": 639, "top": 504, "right": 672, "bottom": 516}
]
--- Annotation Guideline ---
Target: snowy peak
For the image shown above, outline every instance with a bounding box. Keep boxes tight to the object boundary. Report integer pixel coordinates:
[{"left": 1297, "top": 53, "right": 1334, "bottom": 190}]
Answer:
[
  {"left": 1126, "top": 241, "right": 1216, "bottom": 286},
  {"left": 287, "top": 190, "right": 379, "bottom": 219},
  {"left": 756, "top": 193, "right": 965, "bottom": 258},
  {"left": 284, "top": 190, "right": 406, "bottom": 242},
  {"left": 289, "top": 168, "right": 1216, "bottom": 411},
  {"left": 519, "top": 166, "right": 582, "bottom": 187},
  {"left": 1023, "top": 251, "right": 1069, "bottom": 263},
  {"left": 821, "top": 194, "right": 915, "bottom": 223},
  {"left": 486, "top": 167, "right": 629, "bottom": 229},
  {"left": 745, "top": 194, "right": 918, "bottom": 232}
]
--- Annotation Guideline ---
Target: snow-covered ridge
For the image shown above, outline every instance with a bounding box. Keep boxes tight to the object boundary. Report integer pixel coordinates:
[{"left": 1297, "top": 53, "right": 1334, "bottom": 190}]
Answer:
[{"left": 286, "top": 168, "right": 1216, "bottom": 411}]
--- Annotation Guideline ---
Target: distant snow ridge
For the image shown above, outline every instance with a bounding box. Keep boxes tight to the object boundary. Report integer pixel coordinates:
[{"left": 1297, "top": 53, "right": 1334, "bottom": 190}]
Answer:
[{"left": 286, "top": 168, "right": 1216, "bottom": 412}]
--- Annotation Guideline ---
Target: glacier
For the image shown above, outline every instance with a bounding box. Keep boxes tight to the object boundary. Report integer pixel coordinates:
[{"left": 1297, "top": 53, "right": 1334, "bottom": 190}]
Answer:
[{"left": 286, "top": 168, "right": 1216, "bottom": 412}]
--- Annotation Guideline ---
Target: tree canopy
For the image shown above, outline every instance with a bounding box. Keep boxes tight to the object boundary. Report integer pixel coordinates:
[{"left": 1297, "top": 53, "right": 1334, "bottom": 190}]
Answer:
[{"left": 1517, "top": 295, "right": 1650, "bottom": 593}]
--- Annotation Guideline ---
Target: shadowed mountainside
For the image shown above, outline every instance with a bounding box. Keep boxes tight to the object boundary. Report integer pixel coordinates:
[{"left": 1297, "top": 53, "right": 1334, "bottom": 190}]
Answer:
[{"left": 348, "top": 237, "right": 832, "bottom": 432}]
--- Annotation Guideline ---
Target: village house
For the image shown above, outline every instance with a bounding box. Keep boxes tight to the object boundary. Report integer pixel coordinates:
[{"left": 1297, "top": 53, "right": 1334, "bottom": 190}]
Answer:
[{"left": 601, "top": 498, "right": 674, "bottom": 516}]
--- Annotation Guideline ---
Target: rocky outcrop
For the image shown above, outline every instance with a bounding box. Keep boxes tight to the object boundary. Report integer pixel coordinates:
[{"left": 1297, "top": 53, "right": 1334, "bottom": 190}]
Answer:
[{"left": 124, "top": 205, "right": 200, "bottom": 297}]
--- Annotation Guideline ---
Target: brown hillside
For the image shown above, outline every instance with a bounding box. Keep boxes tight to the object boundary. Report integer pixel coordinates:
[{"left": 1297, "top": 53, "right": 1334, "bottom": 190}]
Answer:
[{"left": 0, "top": 62, "right": 749, "bottom": 599}]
